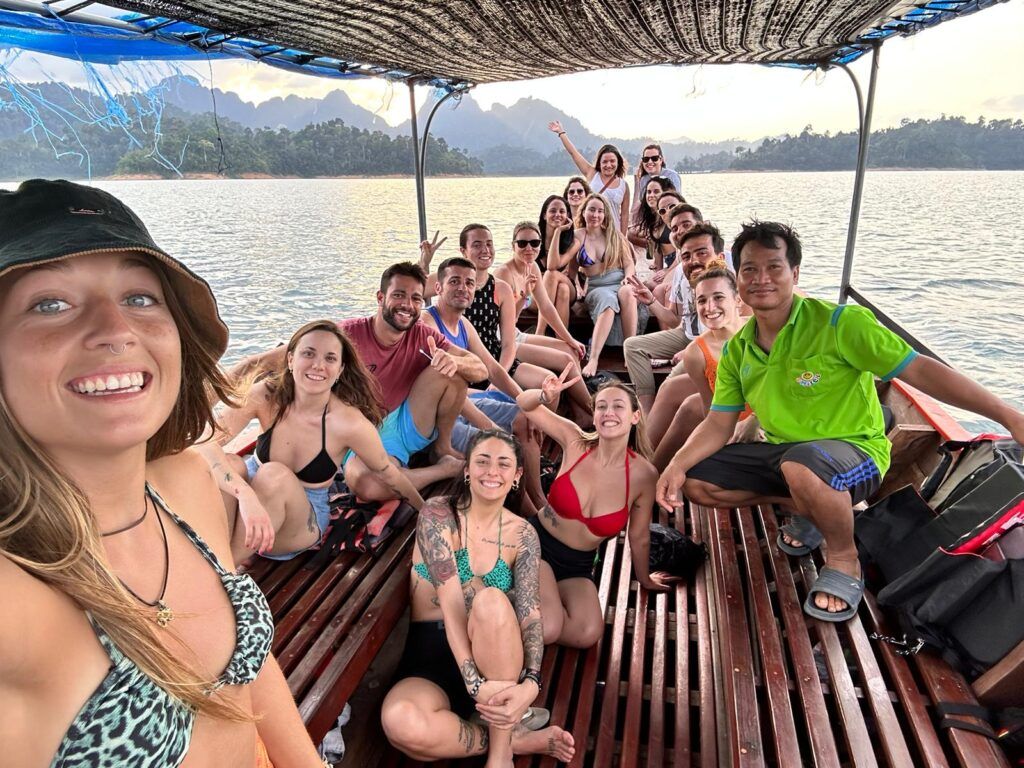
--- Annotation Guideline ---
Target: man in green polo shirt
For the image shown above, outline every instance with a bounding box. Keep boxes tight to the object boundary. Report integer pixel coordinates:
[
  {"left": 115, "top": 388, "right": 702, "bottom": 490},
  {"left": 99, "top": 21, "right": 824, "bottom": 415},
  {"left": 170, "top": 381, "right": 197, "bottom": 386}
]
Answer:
[{"left": 657, "top": 220, "right": 1024, "bottom": 622}]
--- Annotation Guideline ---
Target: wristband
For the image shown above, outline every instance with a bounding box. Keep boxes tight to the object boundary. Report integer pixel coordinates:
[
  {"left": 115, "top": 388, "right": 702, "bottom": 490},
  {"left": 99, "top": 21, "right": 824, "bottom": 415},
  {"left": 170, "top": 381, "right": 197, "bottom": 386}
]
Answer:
[
  {"left": 467, "top": 675, "right": 486, "bottom": 698},
  {"left": 519, "top": 668, "right": 543, "bottom": 691},
  {"left": 557, "top": 131, "right": 566, "bottom": 137}
]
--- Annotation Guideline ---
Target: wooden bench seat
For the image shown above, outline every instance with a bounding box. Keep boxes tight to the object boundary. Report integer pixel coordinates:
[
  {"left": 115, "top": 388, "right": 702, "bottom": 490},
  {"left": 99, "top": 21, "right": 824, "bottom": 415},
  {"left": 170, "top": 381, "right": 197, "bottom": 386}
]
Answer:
[
  {"left": 248, "top": 518, "right": 415, "bottom": 744},
  {"left": 369, "top": 496, "right": 1008, "bottom": 767}
]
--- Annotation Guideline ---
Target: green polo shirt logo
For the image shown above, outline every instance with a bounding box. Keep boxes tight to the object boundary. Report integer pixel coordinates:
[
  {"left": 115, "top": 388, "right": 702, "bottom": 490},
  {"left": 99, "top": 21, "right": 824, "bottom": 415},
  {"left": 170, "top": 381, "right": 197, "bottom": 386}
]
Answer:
[{"left": 711, "top": 296, "right": 918, "bottom": 477}]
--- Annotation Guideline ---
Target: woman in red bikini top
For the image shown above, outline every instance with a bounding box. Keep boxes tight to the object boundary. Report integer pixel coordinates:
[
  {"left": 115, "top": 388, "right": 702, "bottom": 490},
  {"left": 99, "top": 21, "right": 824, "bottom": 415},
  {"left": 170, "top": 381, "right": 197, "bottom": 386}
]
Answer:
[{"left": 518, "top": 369, "right": 675, "bottom": 649}]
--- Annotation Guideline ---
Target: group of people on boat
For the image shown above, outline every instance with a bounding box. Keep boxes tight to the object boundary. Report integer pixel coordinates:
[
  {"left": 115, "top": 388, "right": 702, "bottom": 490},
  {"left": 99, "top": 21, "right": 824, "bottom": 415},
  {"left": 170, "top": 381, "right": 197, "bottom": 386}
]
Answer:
[{"left": 2, "top": 169, "right": 1022, "bottom": 768}]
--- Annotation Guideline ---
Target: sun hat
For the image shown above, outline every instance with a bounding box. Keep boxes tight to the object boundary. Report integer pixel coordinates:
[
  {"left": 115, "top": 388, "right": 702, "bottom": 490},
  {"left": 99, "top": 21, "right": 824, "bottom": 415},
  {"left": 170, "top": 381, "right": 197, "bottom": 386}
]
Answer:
[{"left": 0, "top": 179, "right": 228, "bottom": 357}]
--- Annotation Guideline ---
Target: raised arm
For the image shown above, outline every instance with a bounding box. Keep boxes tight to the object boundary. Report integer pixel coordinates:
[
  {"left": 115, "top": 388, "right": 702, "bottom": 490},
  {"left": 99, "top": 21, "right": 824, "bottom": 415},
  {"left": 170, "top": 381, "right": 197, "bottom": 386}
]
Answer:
[
  {"left": 546, "top": 224, "right": 580, "bottom": 271},
  {"left": 548, "top": 120, "right": 594, "bottom": 178},
  {"left": 344, "top": 414, "right": 425, "bottom": 509},
  {"left": 516, "top": 366, "right": 585, "bottom": 450}
]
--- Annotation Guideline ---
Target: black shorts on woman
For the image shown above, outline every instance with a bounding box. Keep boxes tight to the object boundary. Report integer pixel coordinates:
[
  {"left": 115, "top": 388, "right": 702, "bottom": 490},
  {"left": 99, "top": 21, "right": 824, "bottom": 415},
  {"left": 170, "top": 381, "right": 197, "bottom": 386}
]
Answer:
[
  {"left": 528, "top": 515, "right": 600, "bottom": 582},
  {"left": 687, "top": 439, "right": 881, "bottom": 505}
]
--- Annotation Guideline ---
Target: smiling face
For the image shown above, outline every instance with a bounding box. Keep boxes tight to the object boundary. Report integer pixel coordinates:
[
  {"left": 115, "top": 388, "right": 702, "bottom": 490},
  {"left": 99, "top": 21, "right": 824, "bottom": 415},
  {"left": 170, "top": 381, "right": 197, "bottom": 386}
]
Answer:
[
  {"left": 736, "top": 237, "right": 799, "bottom": 312},
  {"left": 677, "top": 234, "right": 718, "bottom": 282},
  {"left": 461, "top": 227, "right": 495, "bottom": 271},
  {"left": 438, "top": 265, "right": 476, "bottom": 310},
  {"left": 544, "top": 198, "right": 570, "bottom": 229},
  {"left": 593, "top": 386, "right": 640, "bottom": 440},
  {"left": 657, "top": 194, "right": 683, "bottom": 227},
  {"left": 0, "top": 251, "right": 180, "bottom": 460},
  {"left": 644, "top": 180, "right": 665, "bottom": 209},
  {"left": 565, "top": 183, "right": 587, "bottom": 211},
  {"left": 669, "top": 211, "right": 701, "bottom": 246},
  {"left": 598, "top": 151, "right": 619, "bottom": 177},
  {"left": 513, "top": 226, "right": 542, "bottom": 264},
  {"left": 288, "top": 330, "right": 343, "bottom": 394},
  {"left": 641, "top": 148, "right": 663, "bottom": 173},
  {"left": 378, "top": 274, "right": 425, "bottom": 332},
  {"left": 695, "top": 276, "right": 742, "bottom": 329},
  {"left": 583, "top": 197, "right": 606, "bottom": 229},
  {"left": 467, "top": 436, "right": 522, "bottom": 502}
]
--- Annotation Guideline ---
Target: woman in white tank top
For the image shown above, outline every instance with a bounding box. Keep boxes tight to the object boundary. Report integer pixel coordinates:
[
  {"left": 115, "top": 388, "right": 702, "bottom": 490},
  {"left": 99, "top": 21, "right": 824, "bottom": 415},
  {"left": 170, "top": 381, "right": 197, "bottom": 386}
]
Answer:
[{"left": 548, "top": 120, "right": 631, "bottom": 233}]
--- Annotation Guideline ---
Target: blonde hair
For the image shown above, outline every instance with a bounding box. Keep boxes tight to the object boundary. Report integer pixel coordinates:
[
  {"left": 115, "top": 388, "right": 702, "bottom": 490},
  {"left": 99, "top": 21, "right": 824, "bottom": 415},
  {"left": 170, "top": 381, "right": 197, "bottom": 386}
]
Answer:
[
  {"left": 0, "top": 261, "right": 248, "bottom": 721},
  {"left": 580, "top": 193, "right": 631, "bottom": 272},
  {"left": 580, "top": 381, "right": 653, "bottom": 461}
]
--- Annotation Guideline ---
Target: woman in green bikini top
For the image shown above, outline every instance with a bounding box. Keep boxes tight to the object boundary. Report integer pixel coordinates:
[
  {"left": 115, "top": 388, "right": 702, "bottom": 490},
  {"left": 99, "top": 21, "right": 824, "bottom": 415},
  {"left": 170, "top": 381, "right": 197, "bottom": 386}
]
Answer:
[{"left": 381, "top": 430, "right": 576, "bottom": 766}]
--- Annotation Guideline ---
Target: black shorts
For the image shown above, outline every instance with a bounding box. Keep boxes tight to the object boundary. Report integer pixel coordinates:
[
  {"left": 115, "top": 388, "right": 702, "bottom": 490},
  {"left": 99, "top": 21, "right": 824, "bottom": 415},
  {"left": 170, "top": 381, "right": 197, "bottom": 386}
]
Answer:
[
  {"left": 529, "top": 515, "right": 599, "bottom": 582},
  {"left": 395, "top": 620, "right": 476, "bottom": 719},
  {"left": 687, "top": 440, "right": 881, "bottom": 506}
]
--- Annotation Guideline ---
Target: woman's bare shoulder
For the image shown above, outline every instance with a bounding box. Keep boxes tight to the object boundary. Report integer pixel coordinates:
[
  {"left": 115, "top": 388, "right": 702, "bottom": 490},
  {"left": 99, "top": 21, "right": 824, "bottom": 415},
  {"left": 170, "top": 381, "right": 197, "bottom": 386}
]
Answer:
[
  {"left": 147, "top": 448, "right": 233, "bottom": 558},
  {"left": 630, "top": 454, "right": 660, "bottom": 487},
  {"left": 0, "top": 554, "right": 64, "bottom": 675}
]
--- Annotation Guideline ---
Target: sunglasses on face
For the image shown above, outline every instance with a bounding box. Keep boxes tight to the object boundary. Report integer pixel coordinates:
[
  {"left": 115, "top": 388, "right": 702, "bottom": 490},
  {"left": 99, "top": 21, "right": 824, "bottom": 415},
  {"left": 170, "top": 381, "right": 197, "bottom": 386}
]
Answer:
[
  {"left": 514, "top": 239, "right": 542, "bottom": 248},
  {"left": 658, "top": 205, "right": 678, "bottom": 214},
  {"left": 643, "top": 155, "right": 661, "bottom": 163},
  {"left": 567, "top": 188, "right": 585, "bottom": 195}
]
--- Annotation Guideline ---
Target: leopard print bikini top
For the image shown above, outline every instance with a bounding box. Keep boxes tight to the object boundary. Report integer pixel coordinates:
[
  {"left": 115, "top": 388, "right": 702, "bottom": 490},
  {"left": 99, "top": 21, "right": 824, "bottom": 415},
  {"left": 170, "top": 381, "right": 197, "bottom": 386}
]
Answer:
[{"left": 50, "top": 485, "right": 274, "bottom": 768}]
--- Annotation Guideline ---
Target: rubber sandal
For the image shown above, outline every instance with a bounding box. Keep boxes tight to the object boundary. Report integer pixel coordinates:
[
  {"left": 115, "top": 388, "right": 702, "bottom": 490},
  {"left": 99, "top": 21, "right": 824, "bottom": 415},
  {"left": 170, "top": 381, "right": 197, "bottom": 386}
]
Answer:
[
  {"left": 803, "top": 566, "right": 864, "bottom": 623},
  {"left": 777, "top": 515, "right": 824, "bottom": 556}
]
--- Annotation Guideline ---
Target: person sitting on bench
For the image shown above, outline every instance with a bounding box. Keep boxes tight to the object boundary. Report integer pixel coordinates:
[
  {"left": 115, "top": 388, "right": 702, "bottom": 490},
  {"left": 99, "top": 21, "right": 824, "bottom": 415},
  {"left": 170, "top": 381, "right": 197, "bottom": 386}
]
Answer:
[
  {"left": 519, "top": 373, "right": 672, "bottom": 648},
  {"left": 381, "top": 430, "right": 576, "bottom": 766},
  {"left": 657, "top": 220, "right": 1024, "bottom": 622},
  {"left": 207, "top": 319, "right": 426, "bottom": 564},
  {"left": 232, "top": 262, "right": 486, "bottom": 502}
]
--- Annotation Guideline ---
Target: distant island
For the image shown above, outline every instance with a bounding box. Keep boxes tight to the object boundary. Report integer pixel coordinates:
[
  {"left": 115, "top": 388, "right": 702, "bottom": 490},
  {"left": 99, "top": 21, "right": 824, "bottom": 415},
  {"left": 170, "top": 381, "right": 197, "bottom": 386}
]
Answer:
[{"left": 1, "top": 77, "right": 1021, "bottom": 178}]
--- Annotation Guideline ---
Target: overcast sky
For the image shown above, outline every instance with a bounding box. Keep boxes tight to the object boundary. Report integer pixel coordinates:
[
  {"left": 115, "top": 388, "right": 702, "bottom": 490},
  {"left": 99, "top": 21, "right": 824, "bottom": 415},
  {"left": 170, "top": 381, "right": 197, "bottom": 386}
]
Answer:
[{"left": 4, "top": 1, "right": 1022, "bottom": 142}]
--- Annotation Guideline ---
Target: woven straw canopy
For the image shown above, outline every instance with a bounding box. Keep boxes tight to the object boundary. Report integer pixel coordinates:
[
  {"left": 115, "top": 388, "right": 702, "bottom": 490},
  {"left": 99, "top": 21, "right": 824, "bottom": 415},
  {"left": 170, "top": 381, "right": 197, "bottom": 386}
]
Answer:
[{"left": 7, "top": 0, "right": 1006, "bottom": 87}]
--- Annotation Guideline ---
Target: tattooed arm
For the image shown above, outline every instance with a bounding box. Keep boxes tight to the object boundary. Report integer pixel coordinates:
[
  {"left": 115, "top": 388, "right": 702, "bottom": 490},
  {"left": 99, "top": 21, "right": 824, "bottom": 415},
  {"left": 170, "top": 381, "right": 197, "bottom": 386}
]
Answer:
[
  {"left": 343, "top": 412, "right": 425, "bottom": 509},
  {"left": 414, "top": 498, "right": 481, "bottom": 697},
  {"left": 476, "top": 519, "right": 543, "bottom": 728}
]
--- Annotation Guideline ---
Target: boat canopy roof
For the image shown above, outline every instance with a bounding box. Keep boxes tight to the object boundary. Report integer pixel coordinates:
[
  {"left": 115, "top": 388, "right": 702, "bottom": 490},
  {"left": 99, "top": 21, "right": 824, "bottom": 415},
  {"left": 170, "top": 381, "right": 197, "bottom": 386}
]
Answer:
[{"left": 0, "top": 0, "right": 1006, "bottom": 88}]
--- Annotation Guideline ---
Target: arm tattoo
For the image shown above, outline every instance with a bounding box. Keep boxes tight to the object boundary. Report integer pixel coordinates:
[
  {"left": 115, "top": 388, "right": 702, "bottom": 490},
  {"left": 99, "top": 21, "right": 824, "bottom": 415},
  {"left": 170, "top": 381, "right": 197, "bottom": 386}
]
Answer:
[
  {"left": 415, "top": 498, "right": 459, "bottom": 587},
  {"left": 540, "top": 503, "right": 559, "bottom": 528},
  {"left": 513, "top": 523, "right": 544, "bottom": 672},
  {"left": 460, "top": 658, "right": 484, "bottom": 696}
]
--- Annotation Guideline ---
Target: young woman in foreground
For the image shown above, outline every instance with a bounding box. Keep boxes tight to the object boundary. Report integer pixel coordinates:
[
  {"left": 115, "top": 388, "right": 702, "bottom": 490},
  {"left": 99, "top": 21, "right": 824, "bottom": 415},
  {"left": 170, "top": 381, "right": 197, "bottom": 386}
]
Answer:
[
  {"left": 381, "top": 430, "right": 575, "bottom": 767},
  {"left": 0, "top": 179, "right": 322, "bottom": 767},
  {"left": 211, "top": 319, "right": 425, "bottom": 564},
  {"left": 518, "top": 372, "right": 671, "bottom": 647}
]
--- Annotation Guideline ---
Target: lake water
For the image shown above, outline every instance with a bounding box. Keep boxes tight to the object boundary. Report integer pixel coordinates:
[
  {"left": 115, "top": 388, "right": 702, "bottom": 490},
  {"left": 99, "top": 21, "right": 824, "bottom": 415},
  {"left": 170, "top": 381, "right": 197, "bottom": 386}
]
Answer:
[{"left": 4, "top": 171, "right": 1021, "bottom": 431}]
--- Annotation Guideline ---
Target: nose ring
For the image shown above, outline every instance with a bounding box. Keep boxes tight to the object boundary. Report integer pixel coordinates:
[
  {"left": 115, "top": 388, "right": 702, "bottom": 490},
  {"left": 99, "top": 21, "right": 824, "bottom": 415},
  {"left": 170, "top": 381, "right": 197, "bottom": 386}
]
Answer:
[{"left": 108, "top": 343, "right": 127, "bottom": 355}]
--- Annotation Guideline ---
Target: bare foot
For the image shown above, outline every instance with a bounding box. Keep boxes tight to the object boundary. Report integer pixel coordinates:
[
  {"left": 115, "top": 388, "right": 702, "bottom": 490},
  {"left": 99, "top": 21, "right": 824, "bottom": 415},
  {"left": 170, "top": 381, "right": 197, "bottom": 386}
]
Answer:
[
  {"left": 512, "top": 725, "right": 575, "bottom": 762},
  {"left": 432, "top": 441, "right": 465, "bottom": 461},
  {"left": 434, "top": 454, "right": 465, "bottom": 477},
  {"left": 582, "top": 359, "right": 598, "bottom": 378}
]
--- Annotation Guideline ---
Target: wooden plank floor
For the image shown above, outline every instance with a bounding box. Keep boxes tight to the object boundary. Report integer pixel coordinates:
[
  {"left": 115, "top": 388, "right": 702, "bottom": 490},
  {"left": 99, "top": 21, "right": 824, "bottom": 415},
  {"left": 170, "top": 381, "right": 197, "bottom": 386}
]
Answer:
[{"left": 354, "top": 498, "right": 1008, "bottom": 768}]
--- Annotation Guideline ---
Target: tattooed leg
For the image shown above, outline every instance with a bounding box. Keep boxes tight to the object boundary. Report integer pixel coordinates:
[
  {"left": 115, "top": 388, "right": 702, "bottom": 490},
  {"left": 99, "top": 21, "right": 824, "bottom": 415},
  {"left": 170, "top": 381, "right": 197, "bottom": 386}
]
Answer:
[{"left": 381, "top": 679, "right": 490, "bottom": 759}]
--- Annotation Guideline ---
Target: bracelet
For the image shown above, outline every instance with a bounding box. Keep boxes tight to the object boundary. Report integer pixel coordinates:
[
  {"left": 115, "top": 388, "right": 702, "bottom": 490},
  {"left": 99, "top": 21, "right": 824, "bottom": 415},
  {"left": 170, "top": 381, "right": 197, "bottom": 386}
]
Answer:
[
  {"left": 467, "top": 676, "right": 485, "bottom": 698},
  {"left": 557, "top": 131, "right": 566, "bottom": 137},
  {"left": 519, "top": 668, "right": 543, "bottom": 691}
]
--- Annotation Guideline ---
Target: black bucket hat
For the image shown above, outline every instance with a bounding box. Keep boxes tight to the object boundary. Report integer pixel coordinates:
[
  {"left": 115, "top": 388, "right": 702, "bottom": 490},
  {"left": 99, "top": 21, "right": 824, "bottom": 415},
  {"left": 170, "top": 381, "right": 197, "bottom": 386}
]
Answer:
[{"left": 0, "top": 179, "right": 228, "bottom": 357}]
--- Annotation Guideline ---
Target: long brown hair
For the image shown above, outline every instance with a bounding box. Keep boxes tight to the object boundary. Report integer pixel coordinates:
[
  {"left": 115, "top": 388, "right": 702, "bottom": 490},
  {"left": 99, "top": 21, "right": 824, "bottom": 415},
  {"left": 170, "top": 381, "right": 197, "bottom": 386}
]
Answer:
[
  {"left": 264, "top": 319, "right": 384, "bottom": 426},
  {"left": 0, "top": 258, "right": 246, "bottom": 721},
  {"left": 581, "top": 381, "right": 653, "bottom": 460},
  {"left": 580, "top": 193, "right": 630, "bottom": 272}
]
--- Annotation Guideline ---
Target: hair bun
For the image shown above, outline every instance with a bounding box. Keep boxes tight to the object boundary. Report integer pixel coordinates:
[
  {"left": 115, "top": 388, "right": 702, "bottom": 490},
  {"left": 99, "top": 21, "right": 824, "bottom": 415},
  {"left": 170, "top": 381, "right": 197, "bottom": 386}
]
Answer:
[{"left": 702, "top": 257, "right": 729, "bottom": 272}]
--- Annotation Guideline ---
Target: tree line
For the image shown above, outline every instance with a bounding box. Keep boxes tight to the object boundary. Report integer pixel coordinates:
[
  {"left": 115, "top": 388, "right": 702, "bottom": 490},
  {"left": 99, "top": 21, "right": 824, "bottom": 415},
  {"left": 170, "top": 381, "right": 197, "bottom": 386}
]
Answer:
[{"left": 0, "top": 109, "right": 483, "bottom": 178}]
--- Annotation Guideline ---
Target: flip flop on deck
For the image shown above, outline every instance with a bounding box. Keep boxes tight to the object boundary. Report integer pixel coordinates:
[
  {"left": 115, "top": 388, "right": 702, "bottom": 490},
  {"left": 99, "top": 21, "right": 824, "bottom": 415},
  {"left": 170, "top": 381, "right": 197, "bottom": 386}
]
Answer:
[
  {"left": 803, "top": 566, "right": 864, "bottom": 623},
  {"left": 776, "top": 515, "right": 824, "bottom": 556}
]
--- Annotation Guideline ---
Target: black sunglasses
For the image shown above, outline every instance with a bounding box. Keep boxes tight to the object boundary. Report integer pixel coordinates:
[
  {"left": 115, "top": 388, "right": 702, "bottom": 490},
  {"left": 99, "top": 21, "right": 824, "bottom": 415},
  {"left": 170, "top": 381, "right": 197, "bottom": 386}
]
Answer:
[
  {"left": 643, "top": 154, "right": 662, "bottom": 163},
  {"left": 567, "top": 188, "right": 586, "bottom": 195},
  {"left": 514, "top": 239, "right": 542, "bottom": 248}
]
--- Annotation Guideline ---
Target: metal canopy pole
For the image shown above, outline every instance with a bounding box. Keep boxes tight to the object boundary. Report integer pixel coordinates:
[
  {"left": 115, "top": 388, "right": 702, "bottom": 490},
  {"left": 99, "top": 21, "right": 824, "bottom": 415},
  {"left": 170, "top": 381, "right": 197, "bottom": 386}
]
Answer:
[
  {"left": 408, "top": 81, "right": 428, "bottom": 241},
  {"left": 836, "top": 41, "right": 881, "bottom": 304},
  {"left": 419, "top": 85, "right": 470, "bottom": 179}
]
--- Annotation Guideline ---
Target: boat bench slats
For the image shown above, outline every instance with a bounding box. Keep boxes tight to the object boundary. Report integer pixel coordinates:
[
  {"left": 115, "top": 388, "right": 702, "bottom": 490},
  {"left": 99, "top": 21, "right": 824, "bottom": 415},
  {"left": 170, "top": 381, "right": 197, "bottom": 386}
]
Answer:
[
  {"left": 701, "top": 502, "right": 1009, "bottom": 768},
  {"left": 254, "top": 520, "right": 415, "bottom": 745}
]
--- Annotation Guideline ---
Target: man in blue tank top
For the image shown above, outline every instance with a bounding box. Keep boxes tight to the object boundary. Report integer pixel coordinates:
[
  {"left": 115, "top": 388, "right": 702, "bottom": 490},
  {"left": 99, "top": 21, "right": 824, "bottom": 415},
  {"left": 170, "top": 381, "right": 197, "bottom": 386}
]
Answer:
[{"left": 422, "top": 256, "right": 547, "bottom": 515}]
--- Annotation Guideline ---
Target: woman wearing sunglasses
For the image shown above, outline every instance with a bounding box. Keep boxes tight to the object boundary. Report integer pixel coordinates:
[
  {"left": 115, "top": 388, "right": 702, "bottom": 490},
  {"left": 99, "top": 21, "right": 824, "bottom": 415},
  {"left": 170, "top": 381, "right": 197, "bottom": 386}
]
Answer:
[
  {"left": 631, "top": 144, "right": 682, "bottom": 224},
  {"left": 562, "top": 177, "right": 591, "bottom": 222},
  {"left": 548, "top": 121, "right": 630, "bottom": 233}
]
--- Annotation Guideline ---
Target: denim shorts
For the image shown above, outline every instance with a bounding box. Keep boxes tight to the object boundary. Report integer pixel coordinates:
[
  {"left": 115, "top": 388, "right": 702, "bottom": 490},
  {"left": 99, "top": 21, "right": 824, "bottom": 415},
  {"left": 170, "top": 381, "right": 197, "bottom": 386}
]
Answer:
[
  {"left": 451, "top": 390, "right": 520, "bottom": 454},
  {"left": 244, "top": 453, "right": 331, "bottom": 561}
]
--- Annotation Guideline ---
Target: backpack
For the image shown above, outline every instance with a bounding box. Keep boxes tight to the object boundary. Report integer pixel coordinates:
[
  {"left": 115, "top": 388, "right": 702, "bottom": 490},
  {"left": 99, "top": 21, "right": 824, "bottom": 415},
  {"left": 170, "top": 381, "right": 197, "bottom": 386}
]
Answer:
[{"left": 855, "top": 436, "right": 1024, "bottom": 679}]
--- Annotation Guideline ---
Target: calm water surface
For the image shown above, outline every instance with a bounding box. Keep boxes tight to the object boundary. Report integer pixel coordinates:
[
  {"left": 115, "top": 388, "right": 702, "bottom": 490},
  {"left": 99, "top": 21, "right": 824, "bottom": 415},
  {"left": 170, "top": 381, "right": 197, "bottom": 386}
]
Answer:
[{"left": 6, "top": 171, "right": 1021, "bottom": 431}]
